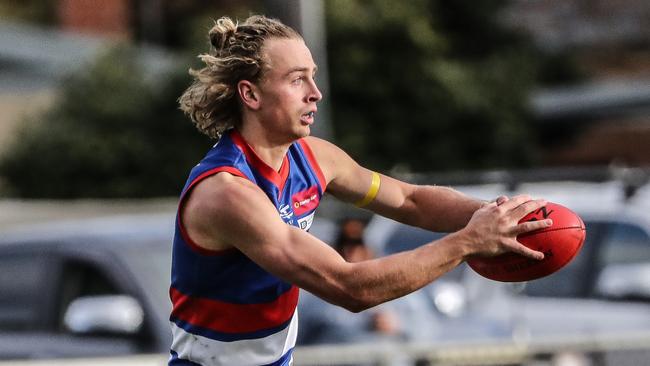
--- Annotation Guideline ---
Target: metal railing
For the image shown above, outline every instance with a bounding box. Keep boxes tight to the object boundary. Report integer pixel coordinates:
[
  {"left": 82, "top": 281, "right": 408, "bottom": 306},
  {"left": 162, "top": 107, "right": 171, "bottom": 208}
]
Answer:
[{"left": 293, "top": 330, "right": 650, "bottom": 365}]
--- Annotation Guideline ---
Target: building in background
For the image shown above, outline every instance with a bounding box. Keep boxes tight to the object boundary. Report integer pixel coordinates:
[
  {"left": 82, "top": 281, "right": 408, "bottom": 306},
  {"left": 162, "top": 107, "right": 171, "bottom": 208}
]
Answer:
[{"left": 504, "top": 0, "right": 650, "bottom": 167}]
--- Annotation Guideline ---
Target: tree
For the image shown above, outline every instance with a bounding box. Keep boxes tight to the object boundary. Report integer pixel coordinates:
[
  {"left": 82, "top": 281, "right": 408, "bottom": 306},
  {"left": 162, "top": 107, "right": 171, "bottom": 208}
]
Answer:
[
  {"left": 326, "top": 0, "right": 540, "bottom": 172},
  {"left": 0, "top": 46, "right": 211, "bottom": 198}
]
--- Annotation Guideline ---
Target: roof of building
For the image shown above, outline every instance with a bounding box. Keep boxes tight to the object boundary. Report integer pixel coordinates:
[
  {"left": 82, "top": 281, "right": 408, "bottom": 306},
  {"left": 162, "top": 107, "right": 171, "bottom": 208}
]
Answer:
[{"left": 0, "top": 21, "right": 176, "bottom": 92}]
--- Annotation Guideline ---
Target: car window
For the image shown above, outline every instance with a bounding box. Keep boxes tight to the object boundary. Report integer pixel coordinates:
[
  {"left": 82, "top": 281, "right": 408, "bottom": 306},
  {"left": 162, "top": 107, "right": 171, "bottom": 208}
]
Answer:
[
  {"left": 56, "top": 259, "right": 120, "bottom": 332},
  {"left": 385, "top": 225, "right": 445, "bottom": 255},
  {"left": 0, "top": 253, "right": 50, "bottom": 331},
  {"left": 598, "top": 222, "right": 650, "bottom": 266},
  {"left": 385, "top": 226, "right": 464, "bottom": 281}
]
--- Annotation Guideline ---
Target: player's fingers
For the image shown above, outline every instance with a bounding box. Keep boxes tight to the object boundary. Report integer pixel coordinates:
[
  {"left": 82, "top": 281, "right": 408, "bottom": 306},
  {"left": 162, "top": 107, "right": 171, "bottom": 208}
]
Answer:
[
  {"left": 510, "top": 198, "right": 547, "bottom": 220},
  {"left": 497, "top": 194, "right": 532, "bottom": 211},
  {"left": 510, "top": 219, "right": 553, "bottom": 235},
  {"left": 481, "top": 200, "right": 498, "bottom": 209},
  {"left": 495, "top": 195, "right": 509, "bottom": 206},
  {"left": 508, "top": 239, "right": 545, "bottom": 260}
]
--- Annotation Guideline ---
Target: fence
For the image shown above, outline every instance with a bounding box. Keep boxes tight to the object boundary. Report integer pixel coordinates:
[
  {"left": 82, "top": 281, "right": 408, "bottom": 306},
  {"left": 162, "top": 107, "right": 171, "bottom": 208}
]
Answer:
[{"left": 294, "top": 330, "right": 650, "bottom": 365}]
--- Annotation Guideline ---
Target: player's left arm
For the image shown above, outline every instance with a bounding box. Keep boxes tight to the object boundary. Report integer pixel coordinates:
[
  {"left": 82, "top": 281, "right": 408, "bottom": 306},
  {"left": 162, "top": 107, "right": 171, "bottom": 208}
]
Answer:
[{"left": 304, "top": 136, "right": 484, "bottom": 232}]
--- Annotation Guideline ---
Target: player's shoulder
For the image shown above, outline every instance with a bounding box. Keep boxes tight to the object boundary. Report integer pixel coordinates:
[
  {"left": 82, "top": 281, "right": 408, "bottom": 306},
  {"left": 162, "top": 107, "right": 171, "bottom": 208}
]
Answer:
[
  {"left": 189, "top": 172, "right": 263, "bottom": 215},
  {"left": 182, "top": 172, "right": 272, "bottom": 250}
]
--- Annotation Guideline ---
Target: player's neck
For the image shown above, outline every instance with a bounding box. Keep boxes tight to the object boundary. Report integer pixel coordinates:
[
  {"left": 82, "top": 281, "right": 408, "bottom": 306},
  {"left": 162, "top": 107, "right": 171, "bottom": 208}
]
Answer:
[{"left": 237, "top": 125, "right": 291, "bottom": 173}]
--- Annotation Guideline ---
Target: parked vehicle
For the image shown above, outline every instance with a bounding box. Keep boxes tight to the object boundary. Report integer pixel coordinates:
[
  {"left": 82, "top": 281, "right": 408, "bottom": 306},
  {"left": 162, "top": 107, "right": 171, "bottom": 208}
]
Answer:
[
  {"left": 0, "top": 213, "right": 175, "bottom": 360},
  {"left": 364, "top": 181, "right": 650, "bottom": 345},
  {"left": 0, "top": 210, "right": 337, "bottom": 362}
]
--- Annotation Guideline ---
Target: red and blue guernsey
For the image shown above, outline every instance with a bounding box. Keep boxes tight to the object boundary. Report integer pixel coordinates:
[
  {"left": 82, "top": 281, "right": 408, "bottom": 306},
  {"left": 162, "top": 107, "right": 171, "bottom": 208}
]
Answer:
[{"left": 169, "top": 129, "right": 326, "bottom": 366}]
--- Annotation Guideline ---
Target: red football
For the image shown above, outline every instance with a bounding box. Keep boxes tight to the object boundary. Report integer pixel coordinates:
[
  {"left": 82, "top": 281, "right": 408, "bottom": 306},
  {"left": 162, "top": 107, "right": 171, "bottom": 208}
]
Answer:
[{"left": 467, "top": 202, "right": 586, "bottom": 282}]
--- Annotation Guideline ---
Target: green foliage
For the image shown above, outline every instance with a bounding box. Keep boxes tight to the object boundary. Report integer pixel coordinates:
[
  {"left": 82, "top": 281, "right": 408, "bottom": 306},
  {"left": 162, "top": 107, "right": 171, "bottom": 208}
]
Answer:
[
  {"left": 0, "top": 0, "right": 55, "bottom": 25},
  {"left": 326, "top": 0, "right": 540, "bottom": 172},
  {"left": 0, "top": 46, "right": 211, "bottom": 198}
]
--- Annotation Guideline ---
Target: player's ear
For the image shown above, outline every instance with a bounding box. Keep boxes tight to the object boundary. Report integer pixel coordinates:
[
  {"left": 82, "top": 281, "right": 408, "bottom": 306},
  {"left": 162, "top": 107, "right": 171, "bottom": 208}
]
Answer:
[{"left": 237, "top": 80, "right": 260, "bottom": 110}]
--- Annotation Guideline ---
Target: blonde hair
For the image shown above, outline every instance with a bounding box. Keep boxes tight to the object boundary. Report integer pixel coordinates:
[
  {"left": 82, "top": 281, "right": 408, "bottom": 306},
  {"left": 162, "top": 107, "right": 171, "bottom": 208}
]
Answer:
[{"left": 179, "top": 15, "right": 301, "bottom": 139}]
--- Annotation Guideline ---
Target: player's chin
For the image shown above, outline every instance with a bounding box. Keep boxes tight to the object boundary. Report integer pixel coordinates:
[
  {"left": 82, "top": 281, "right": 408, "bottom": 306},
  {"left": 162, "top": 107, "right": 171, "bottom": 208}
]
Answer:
[{"left": 295, "top": 123, "right": 311, "bottom": 137}]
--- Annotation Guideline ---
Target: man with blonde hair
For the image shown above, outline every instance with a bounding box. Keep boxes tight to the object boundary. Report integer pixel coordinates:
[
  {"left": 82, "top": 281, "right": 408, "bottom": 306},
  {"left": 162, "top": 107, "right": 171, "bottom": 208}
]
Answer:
[{"left": 169, "top": 15, "right": 550, "bottom": 366}]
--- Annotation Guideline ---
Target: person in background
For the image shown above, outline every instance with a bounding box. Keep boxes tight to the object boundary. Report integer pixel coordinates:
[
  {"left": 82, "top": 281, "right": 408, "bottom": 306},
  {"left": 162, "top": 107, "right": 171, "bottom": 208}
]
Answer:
[{"left": 299, "top": 218, "right": 439, "bottom": 366}]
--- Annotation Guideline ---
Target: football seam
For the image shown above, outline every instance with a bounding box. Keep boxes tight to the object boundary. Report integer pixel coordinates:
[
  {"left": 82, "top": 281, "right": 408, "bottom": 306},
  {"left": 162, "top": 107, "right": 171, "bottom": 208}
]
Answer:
[{"left": 518, "top": 225, "right": 585, "bottom": 238}]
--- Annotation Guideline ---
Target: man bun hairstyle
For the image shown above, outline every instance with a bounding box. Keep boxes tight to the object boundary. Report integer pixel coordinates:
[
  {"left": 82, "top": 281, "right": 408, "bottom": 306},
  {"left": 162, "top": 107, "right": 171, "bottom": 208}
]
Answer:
[{"left": 179, "top": 15, "right": 301, "bottom": 139}]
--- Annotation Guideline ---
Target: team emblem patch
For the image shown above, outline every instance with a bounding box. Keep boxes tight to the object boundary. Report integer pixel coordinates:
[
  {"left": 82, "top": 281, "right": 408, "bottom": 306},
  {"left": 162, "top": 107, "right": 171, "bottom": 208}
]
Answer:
[{"left": 278, "top": 204, "right": 294, "bottom": 225}]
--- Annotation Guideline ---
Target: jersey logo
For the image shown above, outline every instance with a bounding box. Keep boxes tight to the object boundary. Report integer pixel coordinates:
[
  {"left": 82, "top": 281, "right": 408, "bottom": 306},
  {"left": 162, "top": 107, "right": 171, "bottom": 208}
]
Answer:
[
  {"left": 278, "top": 204, "right": 294, "bottom": 225},
  {"left": 291, "top": 186, "right": 320, "bottom": 216}
]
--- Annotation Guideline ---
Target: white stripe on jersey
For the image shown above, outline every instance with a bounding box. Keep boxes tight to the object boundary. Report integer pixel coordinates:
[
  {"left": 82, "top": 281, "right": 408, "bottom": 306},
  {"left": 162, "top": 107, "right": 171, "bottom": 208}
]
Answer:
[{"left": 170, "top": 311, "right": 298, "bottom": 366}]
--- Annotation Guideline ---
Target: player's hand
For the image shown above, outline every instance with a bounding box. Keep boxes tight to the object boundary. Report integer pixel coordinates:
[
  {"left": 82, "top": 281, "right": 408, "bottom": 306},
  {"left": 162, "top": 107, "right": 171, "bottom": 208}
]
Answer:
[{"left": 462, "top": 195, "right": 552, "bottom": 260}]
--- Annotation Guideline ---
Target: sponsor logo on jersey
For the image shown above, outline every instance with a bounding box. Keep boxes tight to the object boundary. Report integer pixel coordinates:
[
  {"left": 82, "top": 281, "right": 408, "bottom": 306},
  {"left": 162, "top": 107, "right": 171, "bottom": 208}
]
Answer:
[
  {"left": 291, "top": 186, "right": 320, "bottom": 216},
  {"left": 278, "top": 204, "right": 294, "bottom": 225},
  {"left": 298, "top": 211, "right": 315, "bottom": 231}
]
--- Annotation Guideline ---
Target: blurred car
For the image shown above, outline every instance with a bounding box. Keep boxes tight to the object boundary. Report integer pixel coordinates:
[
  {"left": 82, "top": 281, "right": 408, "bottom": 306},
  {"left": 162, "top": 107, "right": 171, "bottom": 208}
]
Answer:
[
  {"left": 364, "top": 181, "right": 650, "bottom": 346},
  {"left": 0, "top": 210, "right": 338, "bottom": 362},
  {"left": 0, "top": 213, "right": 175, "bottom": 360}
]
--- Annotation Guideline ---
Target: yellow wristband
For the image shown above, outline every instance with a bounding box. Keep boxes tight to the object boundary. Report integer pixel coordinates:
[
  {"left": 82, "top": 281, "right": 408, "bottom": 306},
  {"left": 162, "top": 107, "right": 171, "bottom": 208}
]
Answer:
[{"left": 355, "top": 171, "right": 381, "bottom": 207}]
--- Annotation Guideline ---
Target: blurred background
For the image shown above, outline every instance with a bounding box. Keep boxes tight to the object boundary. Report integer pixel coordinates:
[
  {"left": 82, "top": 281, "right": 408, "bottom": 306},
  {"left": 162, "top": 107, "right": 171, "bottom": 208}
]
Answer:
[{"left": 0, "top": 0, "right": 649, "bottom": 365}]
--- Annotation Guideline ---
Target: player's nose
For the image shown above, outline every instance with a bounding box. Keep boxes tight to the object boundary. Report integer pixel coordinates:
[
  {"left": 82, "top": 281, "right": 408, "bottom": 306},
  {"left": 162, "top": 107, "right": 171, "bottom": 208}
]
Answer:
[{"left": 307, "top": 79, "right": 322, "bottom": 103}]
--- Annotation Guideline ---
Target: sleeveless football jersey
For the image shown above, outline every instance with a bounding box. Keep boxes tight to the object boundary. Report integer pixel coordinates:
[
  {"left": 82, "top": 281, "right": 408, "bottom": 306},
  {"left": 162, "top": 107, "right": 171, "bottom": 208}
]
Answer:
[{"left": 169, "top": 129, "right": 326, "bottom": 366}]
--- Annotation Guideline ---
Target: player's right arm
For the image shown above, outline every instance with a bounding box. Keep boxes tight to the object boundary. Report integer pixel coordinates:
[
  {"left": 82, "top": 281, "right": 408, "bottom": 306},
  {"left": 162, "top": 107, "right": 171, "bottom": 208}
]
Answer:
[{"left": 182, "top": 172, "right": 551, "bottom": 312}]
